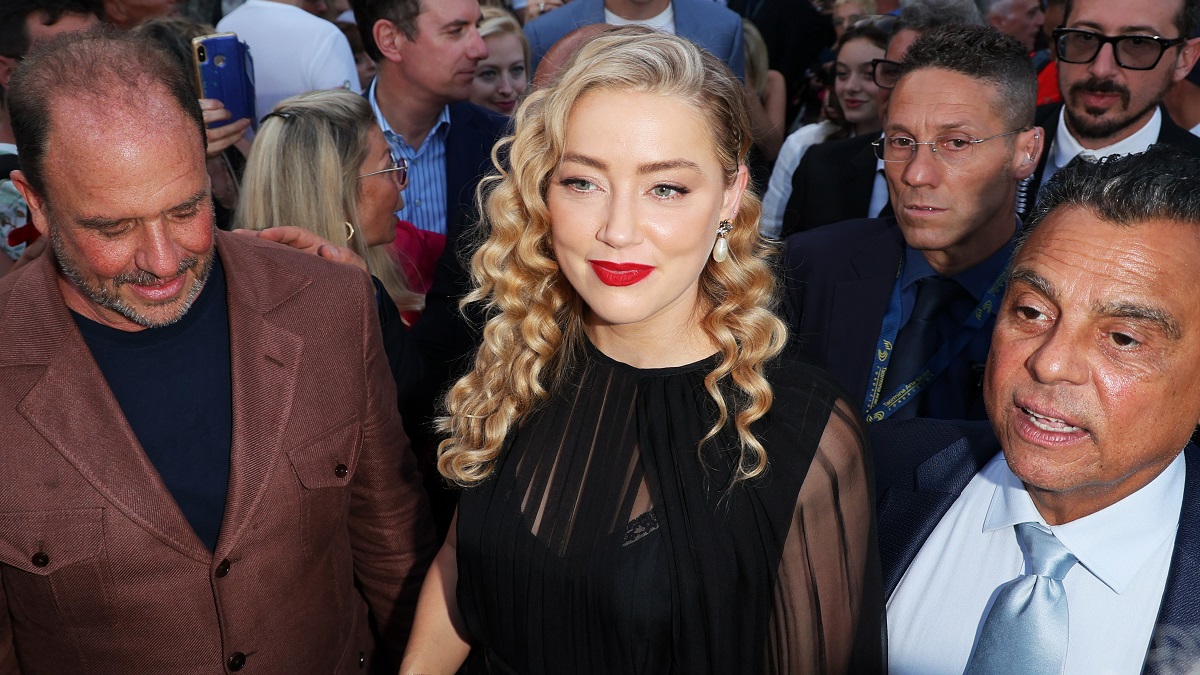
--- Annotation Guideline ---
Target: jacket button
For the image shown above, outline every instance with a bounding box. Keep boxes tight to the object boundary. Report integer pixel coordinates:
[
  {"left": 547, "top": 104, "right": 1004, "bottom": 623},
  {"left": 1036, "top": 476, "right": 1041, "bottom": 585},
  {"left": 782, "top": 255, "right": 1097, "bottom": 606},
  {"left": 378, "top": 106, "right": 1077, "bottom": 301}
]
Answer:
[
  {"left": 334, "top": 463, "right": 348, "bottom": 478},
  {"left": 358, "top": 650, "right": 365, "bottom": 668},
  {"left": 228, "top": 652, "right": 246, "bottom": 671},
  {"left": 215, "top": 559, "right": 231, "bottom": 578},
  {"left": 31, "top": 552, "right": 49, "bottom": 568}
]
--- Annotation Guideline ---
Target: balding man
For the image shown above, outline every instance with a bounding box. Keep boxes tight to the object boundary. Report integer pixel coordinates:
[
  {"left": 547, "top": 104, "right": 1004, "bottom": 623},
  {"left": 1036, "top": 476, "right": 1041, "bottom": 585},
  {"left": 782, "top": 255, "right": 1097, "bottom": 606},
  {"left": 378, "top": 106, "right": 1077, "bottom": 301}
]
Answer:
[{"left": 0, "top": 29, "right": 433, "bottom": 673}]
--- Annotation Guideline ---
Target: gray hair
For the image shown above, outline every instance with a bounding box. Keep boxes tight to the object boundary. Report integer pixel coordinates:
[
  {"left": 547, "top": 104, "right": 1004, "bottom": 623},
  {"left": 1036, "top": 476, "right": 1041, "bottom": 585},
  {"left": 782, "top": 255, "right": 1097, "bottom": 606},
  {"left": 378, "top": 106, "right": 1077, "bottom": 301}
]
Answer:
[
  {"left": 1025, "top": 145, "right": 1200, "bottom": 241},
  {"left": 896, "top": 0, "right": 985, "bottom": 32}
]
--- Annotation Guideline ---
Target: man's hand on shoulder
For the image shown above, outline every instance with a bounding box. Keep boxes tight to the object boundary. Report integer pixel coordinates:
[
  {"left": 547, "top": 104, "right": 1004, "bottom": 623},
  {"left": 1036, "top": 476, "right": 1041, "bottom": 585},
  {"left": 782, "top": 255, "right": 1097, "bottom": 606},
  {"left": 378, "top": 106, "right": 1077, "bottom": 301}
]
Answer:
[{"left": 234, "top": 227, "right": 369, "bottom": 273}]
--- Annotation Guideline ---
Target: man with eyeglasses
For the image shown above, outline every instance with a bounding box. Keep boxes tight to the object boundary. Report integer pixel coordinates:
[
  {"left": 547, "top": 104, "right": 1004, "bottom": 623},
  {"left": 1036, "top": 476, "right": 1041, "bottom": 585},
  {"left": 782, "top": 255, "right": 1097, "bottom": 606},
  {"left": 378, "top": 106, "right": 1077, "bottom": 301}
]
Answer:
[
  {"left": 778, "top": 0, "right": 984, "bottom": 239},
  {"left": 1021, "top": 0, "right": 1200, "bottom": 217},
  {"left": 350, "top": 0, "right": 508, "bottom": 534},
  {"left": 783, "top": 24, "right": 1040, "bottom": 424}
]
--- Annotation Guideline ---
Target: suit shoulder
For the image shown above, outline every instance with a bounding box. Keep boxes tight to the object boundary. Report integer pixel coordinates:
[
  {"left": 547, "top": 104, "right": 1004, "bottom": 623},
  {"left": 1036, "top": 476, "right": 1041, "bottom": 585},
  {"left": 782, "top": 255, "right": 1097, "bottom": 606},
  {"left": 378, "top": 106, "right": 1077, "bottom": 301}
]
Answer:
[
  {"left": 681, "top": 0, "right": 741, "bottom": 23},
  {"left": 450, "top": 101, "right": 508, "bottom": 138},
  {"left": 219, "top": 231, "right": 371, "bottom": 292},
  {"left": 870, "top": 418, "right": 998, "bottom": 490},
  {"left": 784, "top": 217, "right": 895, "bottom": 262},
  {"left": 805, "top": 133, "right": 874, "bottom": 159},
  {"left": 1158, "top": 117, "right": 1200, "bottom": 155}
]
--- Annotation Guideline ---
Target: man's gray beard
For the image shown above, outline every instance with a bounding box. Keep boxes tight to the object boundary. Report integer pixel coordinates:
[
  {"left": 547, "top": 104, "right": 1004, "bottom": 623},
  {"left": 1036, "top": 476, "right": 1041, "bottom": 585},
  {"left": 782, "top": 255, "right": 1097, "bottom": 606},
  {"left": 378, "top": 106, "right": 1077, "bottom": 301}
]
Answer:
[{"left": 51, "top": 226, "right": 215, "bottom": 329}]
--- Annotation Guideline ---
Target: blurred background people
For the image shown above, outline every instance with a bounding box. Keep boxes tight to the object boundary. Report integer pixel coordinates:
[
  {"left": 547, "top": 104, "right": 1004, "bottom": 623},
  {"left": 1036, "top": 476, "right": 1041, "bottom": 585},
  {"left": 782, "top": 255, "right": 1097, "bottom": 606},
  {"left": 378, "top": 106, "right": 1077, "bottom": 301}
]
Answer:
[
  {"left": 743, "top": 17, "right": 787, "bottom": 183},
  {"left": 470, "top": 6, "right": 529, "bottom": 116},
  {"left": 103, "top": 0, "right": 177, "bottom": 27},
  {"left": 832, "top": 0, "right": 874, "bottom": 42},
  {"left": 234, "top": 89, "right": 424, "bottom": 397},
  {"left": 761, "top": 17, "right": 888, "bottom": 237},
  {"left": 0, "top": 0, "right": 100, "bottom": 276},
  {"left": 977, "top": 0, "right": 1044, "bottom": 52},
  {"left": 217, "top": 0, "right": 360, "bottom": 117},
  {"left": 337, "top": 19, "right": 376, "bottom": 89}
]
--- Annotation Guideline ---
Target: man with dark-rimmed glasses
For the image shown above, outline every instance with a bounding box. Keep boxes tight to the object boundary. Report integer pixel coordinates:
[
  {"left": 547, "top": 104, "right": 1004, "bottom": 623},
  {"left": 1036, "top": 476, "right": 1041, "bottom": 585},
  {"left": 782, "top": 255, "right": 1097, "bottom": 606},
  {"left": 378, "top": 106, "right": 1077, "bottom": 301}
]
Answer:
[{"left": 1021, "top": 0, "right": 1200, "bottom": 215}]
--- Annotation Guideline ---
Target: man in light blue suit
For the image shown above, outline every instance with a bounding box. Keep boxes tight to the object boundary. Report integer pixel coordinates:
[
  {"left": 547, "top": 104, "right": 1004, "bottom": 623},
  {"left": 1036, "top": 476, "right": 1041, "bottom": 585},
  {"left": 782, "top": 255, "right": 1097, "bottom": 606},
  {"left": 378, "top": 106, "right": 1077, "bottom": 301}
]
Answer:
[
  {"left": 874, "top": 145, "right": 1200, "bottom": 675},
  {"left": 524, "top": 0, "right": 745, "bottom": 80}
]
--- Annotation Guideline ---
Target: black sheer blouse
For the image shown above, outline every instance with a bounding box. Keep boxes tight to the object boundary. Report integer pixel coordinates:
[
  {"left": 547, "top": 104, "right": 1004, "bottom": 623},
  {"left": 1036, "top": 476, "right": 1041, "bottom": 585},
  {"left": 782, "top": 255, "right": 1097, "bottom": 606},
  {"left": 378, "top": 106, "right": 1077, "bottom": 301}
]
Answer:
[{"left": 456, "top": 342, "right": 885, "bottom": 674}]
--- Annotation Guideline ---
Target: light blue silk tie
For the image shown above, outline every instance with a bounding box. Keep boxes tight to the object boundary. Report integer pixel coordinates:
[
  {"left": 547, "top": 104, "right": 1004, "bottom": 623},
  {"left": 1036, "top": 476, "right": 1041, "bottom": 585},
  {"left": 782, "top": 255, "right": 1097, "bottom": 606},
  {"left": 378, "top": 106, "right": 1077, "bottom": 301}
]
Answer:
[{"left": 965, "top": 522, "right": 1078, "bottom": 675}]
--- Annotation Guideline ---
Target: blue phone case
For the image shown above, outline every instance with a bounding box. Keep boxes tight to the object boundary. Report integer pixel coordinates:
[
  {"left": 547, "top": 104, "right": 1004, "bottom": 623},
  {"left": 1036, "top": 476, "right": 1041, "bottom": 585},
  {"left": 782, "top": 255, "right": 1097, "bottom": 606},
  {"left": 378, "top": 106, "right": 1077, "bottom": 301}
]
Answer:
[{"left": 192, "top": 33, "right": 257, "bottom": 131}]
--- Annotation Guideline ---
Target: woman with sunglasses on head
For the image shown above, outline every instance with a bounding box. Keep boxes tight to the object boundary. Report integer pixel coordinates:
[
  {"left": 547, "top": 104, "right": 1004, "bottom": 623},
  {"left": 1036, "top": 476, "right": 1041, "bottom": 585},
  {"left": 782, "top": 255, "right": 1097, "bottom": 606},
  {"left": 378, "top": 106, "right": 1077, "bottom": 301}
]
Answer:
[
  {"left": 760, "top": 18, "right": 890, "bottom": 238},
  {"left": 399, "top": 28, "right": 885, "bottom": 675},
  {"left": 234, "top": 89, "right": 424, "bottom": 401}
]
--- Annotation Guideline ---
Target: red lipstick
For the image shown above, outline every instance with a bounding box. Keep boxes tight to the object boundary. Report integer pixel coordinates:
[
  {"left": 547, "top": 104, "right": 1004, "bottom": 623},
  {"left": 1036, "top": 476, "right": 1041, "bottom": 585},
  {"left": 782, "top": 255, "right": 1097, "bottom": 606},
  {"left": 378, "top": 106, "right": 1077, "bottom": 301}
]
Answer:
[{"left": 590, "top": 260, "right": 654, "bottom": 287}]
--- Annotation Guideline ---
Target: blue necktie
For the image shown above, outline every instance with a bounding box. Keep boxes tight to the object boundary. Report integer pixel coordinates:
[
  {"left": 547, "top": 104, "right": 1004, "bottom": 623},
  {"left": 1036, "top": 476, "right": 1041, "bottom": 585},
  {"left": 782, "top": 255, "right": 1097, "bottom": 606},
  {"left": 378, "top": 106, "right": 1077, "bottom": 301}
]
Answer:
[{"left": 965, "top": 522, "right": 1078, "bottom": 675}]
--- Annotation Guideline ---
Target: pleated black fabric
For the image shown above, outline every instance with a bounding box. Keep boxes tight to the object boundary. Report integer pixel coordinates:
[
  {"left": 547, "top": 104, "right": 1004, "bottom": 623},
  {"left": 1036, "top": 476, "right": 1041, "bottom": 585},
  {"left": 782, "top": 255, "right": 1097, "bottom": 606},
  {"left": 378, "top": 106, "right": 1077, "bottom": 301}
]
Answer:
[{"left": 456, "top": 341, "right": 886, "bottom": 674}]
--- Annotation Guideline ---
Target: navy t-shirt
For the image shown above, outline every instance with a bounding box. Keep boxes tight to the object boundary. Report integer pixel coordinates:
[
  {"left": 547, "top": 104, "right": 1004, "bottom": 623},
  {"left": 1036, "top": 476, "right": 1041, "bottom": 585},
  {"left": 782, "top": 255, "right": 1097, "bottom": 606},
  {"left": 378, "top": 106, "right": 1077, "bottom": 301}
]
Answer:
[{"left": 73, "top": 252, "right": 232, "bottom": 551}]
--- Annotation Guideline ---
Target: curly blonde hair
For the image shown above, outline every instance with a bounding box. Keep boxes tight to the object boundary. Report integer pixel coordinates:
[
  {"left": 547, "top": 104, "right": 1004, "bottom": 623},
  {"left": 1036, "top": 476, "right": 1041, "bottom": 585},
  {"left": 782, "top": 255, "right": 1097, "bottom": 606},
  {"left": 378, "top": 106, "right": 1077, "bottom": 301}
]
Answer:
[{"left": 438, "top": 29, "right": 787, "bottom": 486}]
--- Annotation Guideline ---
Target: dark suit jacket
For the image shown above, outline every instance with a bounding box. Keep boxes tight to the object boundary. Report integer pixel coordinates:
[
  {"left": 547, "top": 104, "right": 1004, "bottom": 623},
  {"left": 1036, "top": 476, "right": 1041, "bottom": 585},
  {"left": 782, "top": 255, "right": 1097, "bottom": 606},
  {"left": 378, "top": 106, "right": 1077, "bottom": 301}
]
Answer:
[
  {"left": 872, "top": 418, "right": 1200, "bottom": 674},
  {"left": 780, "top": 132, "right": 880, "bottom": 239},
  {"left": 1020, "top": 104, "right": 1200, "bottom": 222},
  {"left": 523, "top": 0, "right": 746, "bottom": 80},
  {"left": 782, "top": 217, "right": 901, "bottom": 411},
  {"left": 0, "top": 231, "right": 436, "bottom": 673}
]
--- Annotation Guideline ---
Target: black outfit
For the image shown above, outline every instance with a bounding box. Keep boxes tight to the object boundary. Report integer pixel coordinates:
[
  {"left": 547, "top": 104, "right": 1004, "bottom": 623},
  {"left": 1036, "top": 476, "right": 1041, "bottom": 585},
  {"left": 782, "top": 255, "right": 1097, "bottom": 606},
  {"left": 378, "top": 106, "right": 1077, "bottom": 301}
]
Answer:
[
  {"left": 455, "top": 343, "right": 885, "bottom": 674},
  {"left": 780, "top": 133, "right": 883, "bottom": 238},
  {"left": 73, "top": 253, "right": 232, "bottom": 551}
]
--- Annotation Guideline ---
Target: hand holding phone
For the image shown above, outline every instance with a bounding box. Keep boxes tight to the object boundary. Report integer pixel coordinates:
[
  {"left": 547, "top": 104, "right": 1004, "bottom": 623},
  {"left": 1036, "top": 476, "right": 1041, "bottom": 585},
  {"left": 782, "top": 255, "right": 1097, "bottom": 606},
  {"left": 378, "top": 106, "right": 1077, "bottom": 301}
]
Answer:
[{"left": 192, "top": 32, "right": 257, "bottom": 131}]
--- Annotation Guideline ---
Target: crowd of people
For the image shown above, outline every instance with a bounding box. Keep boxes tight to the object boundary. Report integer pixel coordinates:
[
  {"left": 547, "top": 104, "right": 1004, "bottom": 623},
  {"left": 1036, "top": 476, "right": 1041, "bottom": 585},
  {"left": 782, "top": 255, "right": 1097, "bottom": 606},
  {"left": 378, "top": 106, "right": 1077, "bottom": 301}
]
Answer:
[{"left": 2, "top": 0, "right": 1200, "bottom": 672}]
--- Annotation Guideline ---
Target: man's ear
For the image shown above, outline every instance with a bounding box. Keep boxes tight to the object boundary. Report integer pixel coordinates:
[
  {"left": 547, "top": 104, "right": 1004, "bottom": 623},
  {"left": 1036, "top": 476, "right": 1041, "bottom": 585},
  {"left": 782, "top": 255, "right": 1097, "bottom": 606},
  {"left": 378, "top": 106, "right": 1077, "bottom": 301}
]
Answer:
[
  {"left": 1013, "top": 125, "right": 1044, "bottom": 181},
  {"left": 102, "top": 0, "right": 129, "bottom": 26},
  {"left": 0, "top": 55, "right": 18, "bottom": 89},
  {"left": 373, "top": 19, "right": 407, "bottom": 64},
  {"left": 10, "top": 170, "right": 51, "bottom": 238},
  {"left": 1173, "top": 37, "right": 1200, "bottom": 85}
]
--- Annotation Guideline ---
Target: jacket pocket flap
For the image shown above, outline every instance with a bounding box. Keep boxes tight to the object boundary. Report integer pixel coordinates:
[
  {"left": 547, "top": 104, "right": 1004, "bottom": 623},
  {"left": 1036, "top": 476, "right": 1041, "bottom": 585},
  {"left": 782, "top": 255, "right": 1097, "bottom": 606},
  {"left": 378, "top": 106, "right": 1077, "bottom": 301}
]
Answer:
[
  {"left": 0, "top": 509, "right": 104, "bottom": 575},
  {"left": 287, "top": 417, "right": 361, "bottom": 489}
]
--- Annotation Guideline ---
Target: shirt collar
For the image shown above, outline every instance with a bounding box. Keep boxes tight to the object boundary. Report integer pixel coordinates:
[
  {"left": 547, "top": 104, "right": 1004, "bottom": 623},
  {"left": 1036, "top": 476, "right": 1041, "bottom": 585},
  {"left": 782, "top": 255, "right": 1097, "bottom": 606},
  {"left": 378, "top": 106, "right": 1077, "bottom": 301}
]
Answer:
[
  {"left": 899, "top": 224, "right": 1017, "bottom": 301},
  {"left": 982, "top": 450, "right": 1185, "bottom": 594},
  {"left": 367, "top": 79, "right": 452, "bottom": 146},
  {"left": 1052, "top": 105, "right": 1162, "bottom": 171}
]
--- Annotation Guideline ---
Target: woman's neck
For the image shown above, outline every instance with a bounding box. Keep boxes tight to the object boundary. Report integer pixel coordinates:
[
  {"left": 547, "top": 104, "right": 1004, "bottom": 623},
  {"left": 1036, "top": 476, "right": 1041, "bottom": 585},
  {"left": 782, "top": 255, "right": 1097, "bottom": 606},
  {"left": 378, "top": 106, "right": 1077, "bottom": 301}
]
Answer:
[{"left": 584, "top": 315, "right": 717, "bottom": 369}]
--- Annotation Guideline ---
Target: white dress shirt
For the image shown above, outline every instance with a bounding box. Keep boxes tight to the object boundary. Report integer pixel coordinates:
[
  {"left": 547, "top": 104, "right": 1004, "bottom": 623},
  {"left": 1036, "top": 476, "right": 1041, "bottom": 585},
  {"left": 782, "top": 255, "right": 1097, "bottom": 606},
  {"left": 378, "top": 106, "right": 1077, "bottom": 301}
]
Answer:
[
  {"left": 888, "top": 452, "right": 1184, "bottom": 675},
  {"left": 604, "top": 3, "right": 675, "bottom": 33},
  {"left": 1040, "top": 106, "right": 1162, "bottom": 187}
]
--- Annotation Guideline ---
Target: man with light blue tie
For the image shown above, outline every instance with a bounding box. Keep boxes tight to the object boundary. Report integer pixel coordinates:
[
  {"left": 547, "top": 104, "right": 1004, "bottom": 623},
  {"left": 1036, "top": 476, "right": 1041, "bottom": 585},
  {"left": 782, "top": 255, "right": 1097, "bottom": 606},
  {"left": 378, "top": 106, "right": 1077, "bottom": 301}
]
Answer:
[{"left": 876, "top": 145, "right": 1200, "bottom": 674}]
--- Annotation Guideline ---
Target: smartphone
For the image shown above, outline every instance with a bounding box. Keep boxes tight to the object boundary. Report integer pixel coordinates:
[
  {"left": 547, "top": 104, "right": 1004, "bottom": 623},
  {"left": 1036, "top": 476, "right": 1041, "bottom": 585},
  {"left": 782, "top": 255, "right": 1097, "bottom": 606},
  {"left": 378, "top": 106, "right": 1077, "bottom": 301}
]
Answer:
[{"left": 192, "top": 33, "right": 257, "bottom": 131}]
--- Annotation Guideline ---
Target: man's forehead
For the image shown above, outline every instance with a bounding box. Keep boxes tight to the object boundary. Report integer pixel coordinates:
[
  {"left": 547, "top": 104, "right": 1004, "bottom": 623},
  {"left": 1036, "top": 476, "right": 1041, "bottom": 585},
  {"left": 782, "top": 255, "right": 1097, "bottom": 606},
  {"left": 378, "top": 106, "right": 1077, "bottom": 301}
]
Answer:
[
  {"left": 889, "top": 69, "right": 1003, "bottom": 128},
  {"left": 1066, "top": 0, "right": 1181, "bottom": 34}
]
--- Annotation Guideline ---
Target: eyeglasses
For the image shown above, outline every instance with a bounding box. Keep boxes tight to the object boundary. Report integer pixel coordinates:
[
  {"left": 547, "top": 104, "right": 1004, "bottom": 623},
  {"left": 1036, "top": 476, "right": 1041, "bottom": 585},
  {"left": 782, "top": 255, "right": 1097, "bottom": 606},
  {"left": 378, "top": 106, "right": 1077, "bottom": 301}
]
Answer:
[
  {"left": 872, "top": 128, "right": 1031, "bottom": 164},
  {"left": 1053, "top": 28, "right": 1186, "bottom": 70},
  {"left": 871, "top": 58, "right": 902, "bottom": 89},
  {"left": 359, "top": 153, "right": 409, "bottom": 188}
]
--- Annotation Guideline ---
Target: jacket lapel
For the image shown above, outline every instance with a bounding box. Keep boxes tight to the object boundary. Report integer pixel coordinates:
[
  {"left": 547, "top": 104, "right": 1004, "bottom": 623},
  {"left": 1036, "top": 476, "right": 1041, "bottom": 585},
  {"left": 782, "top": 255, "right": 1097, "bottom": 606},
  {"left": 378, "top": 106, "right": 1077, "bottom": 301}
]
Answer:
[
  {"left": 1144, "top": 444, "right": 1200, "bottom": 674},
  {"left": 825, "top": 223, "right": 902, "bottom": 407},
  {"left": 10, "top": 254, "right": 209, "bottom": 562},
  {"left": 875, "top": 421, "right": 1000, "bottom": 597},
  {"left": 210, "top": 233, "right": 307, "bottom": 560}
]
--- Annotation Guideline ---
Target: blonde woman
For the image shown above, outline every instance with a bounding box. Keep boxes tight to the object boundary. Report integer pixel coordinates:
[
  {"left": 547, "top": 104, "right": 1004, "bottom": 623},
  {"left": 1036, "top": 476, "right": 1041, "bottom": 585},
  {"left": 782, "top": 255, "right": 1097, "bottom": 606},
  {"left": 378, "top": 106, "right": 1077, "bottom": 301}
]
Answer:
[
  {"left": 234, "top": 89, "right": 424, "bottom": 396},
  {"left": 401, "top": 29, "right": 884, "bottom": 675},
  {"left": 470, "top": 7, "right": 530, "bottom": 116}
]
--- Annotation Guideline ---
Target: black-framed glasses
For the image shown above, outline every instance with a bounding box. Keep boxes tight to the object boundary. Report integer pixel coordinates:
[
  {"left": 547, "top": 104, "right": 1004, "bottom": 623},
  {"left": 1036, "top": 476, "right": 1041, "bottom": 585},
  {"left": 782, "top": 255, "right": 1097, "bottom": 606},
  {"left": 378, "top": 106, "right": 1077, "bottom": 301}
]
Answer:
[
  {"left": 359, "top": 153, "right": 409, "bottom": 187},
  {"left": 1054, "top": 28, "right": 1187, "bottom": 70},
  {"left": 871, "top": 58, "right": 902, "bottom": 89},
  {"left": 872, "top": 128, "right": 1031, "bottom": 164}
]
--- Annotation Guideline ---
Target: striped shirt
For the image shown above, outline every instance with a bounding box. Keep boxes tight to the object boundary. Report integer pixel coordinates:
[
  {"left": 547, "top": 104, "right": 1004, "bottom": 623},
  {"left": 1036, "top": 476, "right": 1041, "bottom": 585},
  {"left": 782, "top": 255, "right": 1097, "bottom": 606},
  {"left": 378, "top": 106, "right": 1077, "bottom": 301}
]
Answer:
[{"left": 369, "top": 80, "right": 451, "bottom": 235}]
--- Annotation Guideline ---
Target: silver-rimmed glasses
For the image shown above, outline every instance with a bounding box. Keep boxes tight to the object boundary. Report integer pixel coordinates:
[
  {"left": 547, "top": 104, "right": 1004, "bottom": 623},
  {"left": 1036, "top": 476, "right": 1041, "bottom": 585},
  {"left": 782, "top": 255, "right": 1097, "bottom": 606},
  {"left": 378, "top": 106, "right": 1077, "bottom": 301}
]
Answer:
[{"left": 872, "top": 128, "right": 1032, "bottom": 164}]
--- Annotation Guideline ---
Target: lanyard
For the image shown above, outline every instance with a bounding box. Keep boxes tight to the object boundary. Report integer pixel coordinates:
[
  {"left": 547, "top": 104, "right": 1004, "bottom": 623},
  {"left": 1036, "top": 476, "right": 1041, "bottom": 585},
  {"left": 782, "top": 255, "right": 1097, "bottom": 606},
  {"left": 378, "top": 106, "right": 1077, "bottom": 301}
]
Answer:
[{"left": 862, "top": 257, "right": 1006, "bottom": 423}]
